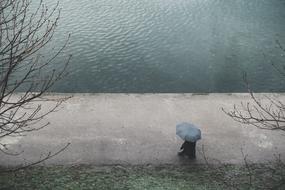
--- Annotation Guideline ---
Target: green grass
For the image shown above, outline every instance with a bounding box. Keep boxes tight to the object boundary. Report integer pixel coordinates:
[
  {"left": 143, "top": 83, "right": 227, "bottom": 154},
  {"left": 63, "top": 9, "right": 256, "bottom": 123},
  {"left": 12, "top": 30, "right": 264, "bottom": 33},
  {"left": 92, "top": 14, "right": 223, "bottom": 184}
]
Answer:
[{"left": 0, "top": 164, "right": 284, "bottom": 190}]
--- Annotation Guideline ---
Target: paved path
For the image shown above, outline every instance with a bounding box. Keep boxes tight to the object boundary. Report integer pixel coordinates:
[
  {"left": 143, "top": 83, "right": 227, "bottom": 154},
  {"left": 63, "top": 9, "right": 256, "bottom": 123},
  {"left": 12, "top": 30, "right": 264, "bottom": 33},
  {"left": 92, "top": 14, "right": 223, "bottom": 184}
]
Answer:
[{"left": 1, "top": 93, "right": 285, "bottom": 167}]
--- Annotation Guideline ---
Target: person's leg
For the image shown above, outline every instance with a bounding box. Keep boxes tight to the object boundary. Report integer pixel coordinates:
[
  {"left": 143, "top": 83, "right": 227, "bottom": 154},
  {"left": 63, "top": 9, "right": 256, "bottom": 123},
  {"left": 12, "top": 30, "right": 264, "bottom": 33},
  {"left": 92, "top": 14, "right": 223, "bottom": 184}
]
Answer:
[
  {"left": 187, "top": 142, "right": 196, "bottom": 159},
  {"left": 191, "top": 142, "right": 196, "bottom": 158}
]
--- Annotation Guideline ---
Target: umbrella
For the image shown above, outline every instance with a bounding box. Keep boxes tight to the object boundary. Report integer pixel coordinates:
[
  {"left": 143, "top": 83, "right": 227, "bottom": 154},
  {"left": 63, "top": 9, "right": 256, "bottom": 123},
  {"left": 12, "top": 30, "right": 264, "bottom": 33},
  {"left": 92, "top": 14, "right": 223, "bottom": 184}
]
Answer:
[{"left": 176, "top": 122, "right": 201, "bottom": 142}]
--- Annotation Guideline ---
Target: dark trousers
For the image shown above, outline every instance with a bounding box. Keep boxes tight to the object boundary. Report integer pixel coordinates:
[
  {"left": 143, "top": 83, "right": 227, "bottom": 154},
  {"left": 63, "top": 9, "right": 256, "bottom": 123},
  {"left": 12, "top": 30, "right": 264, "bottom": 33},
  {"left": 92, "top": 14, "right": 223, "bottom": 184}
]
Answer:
[{"left": 179, "top": 141, "right": 196, "bottom": 159}]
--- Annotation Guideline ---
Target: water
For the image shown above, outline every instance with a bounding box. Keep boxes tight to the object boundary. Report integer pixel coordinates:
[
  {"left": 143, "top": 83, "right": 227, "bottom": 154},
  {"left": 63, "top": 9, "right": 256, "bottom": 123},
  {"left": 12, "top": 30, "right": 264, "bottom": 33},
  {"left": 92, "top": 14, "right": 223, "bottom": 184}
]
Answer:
[{"left": 42, "top": 0, "right": 285, "bottom": 93}]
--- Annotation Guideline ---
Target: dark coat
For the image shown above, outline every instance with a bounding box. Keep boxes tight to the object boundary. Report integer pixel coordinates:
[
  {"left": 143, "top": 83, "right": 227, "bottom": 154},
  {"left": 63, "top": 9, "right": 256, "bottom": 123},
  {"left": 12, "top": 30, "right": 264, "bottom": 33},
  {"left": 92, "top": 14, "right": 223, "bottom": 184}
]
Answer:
[{"left": 180, "top": 141, "right": 196, "bottom": 158}]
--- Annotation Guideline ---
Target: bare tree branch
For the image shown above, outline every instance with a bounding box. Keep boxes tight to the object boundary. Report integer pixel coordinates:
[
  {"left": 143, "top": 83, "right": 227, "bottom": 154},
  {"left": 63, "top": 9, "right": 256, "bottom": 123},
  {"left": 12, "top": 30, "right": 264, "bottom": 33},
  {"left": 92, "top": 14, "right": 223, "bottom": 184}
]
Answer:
[{"left": 0, "top": 0, "right": 71, "bottom": 169}]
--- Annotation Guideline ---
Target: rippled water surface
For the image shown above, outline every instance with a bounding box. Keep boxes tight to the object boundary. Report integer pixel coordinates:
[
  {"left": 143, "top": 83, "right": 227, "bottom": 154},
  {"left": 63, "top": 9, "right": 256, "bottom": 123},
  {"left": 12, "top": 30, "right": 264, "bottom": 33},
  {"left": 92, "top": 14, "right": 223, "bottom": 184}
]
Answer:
[{"left": 43, "top": 0, "right": 285, "bottom": 92}]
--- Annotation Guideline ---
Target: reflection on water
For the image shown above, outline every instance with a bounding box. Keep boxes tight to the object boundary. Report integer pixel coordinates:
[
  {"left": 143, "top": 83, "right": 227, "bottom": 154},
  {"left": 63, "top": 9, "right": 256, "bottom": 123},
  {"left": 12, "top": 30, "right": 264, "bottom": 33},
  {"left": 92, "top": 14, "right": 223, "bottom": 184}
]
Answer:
[{"left": 42, "top": 0, "right": 285, "bottom": 92}]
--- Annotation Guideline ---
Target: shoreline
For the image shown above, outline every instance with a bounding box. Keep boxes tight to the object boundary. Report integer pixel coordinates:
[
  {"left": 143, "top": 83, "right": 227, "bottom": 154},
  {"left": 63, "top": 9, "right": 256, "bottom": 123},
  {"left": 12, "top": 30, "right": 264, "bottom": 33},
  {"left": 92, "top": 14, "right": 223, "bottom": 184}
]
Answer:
[{"left": 1, "top": 93, "right": 285, "bottom": 166}]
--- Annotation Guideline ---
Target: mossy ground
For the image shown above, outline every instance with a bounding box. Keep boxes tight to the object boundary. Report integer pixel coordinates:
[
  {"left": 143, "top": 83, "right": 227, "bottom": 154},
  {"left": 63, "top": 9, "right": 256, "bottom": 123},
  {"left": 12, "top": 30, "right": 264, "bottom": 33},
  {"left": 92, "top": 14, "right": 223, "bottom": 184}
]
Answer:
[{"left": 0, "top": 164, "right": 284, "bottom": 190}]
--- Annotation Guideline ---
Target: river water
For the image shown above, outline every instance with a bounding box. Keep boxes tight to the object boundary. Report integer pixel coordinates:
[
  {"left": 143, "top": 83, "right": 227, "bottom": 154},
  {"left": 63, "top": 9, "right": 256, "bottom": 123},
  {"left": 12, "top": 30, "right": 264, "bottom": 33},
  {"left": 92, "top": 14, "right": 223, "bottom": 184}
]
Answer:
[{"left": 42, "top": 0, "right": 285, "bottom": 93}]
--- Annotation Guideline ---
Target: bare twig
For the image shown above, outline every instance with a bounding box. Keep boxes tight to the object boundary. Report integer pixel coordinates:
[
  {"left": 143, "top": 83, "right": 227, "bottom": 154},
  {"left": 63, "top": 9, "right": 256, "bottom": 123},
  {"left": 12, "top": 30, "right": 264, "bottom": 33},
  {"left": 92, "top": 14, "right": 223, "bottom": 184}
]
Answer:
[
  {"left": 0, "top": 143, "right": 70, "bottom": 173},
  {"left": 0, "top": 0, "right": 71, "bottom": 169}
]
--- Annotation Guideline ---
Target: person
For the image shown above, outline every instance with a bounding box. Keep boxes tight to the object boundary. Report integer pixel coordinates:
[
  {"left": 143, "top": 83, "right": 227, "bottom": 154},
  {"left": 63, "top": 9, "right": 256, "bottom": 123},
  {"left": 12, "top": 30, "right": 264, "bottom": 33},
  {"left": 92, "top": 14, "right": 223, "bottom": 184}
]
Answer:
[{"left": 178, "top": 140, "right": 196, "bottom": 159}]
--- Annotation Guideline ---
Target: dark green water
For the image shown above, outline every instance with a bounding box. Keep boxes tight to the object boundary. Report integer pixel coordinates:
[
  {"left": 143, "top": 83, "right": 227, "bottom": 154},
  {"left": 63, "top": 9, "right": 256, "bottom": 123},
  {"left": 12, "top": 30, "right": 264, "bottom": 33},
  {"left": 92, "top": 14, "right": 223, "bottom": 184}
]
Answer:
[{"left": 44, "top": 0, "right": 285, "bottom": 93}]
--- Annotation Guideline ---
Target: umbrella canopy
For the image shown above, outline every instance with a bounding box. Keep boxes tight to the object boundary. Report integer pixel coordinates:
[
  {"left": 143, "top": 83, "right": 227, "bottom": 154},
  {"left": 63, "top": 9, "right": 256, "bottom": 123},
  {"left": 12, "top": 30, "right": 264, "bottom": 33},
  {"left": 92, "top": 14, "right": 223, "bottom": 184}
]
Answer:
[{"left": 176, "top": 122, "right": 201, "bottom": 142}]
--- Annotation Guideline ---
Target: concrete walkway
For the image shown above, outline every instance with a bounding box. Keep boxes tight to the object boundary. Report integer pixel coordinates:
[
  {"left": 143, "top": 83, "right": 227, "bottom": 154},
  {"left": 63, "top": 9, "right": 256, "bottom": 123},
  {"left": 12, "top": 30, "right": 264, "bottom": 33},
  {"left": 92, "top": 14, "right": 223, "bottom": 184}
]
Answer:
[{"left": 1, "top": 93, "right": 285, "bottom": 167}]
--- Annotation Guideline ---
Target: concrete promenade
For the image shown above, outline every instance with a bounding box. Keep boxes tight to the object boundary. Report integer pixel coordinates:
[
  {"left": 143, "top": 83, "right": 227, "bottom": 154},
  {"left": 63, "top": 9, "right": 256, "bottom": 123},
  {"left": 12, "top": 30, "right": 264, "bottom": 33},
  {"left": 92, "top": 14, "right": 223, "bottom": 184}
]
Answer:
[{"left": 1, "top": 93, "right": 285, "bottom": 167}]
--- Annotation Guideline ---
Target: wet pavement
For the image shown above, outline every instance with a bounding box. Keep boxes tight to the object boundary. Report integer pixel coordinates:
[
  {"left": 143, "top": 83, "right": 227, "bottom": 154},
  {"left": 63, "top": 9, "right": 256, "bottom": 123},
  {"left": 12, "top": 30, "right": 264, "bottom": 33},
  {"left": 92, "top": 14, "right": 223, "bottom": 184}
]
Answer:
[{"left": 1, "top": 93, "right": 285, "bottom": 167}]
